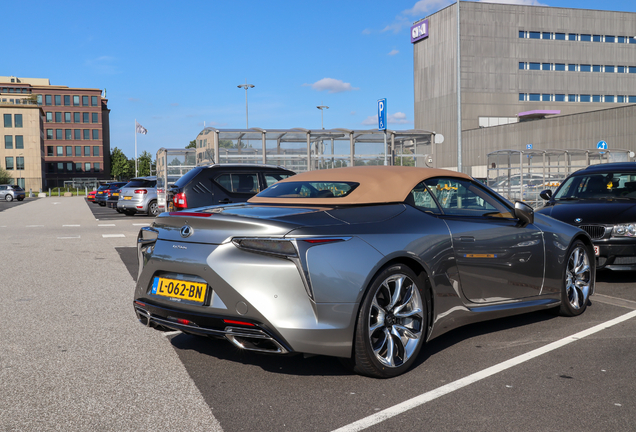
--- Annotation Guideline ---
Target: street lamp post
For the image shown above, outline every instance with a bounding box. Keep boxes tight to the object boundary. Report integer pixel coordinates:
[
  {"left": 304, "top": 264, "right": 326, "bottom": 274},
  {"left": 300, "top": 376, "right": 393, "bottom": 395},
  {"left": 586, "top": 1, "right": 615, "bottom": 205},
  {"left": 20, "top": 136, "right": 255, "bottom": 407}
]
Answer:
[
  {"left": 317, "top": 103, "right": 329, "bottom": 129},
  {"left": 237, "top": 79, "right": 255, "bottom": 129}
]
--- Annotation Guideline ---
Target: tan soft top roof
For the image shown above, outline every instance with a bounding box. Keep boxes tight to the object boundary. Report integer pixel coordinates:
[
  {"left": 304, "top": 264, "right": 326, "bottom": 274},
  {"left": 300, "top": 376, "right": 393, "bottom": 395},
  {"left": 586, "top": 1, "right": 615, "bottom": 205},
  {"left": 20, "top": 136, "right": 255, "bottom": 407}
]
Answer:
[{"left": 248, "top": 165, "right": 472, "bottom": 205}]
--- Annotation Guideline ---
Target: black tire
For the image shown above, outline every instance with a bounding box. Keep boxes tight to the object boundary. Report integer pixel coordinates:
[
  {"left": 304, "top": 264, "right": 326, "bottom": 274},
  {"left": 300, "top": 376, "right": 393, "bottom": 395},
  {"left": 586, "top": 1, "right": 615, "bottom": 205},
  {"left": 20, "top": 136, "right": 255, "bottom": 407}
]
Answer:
[
  {"left": 17, "top": 197, "right": 24, "bottom": 201},
  {"left": 559, "top": 240, "right": 593, "bottom": 317},
  {"left": 350, "top": 264, "right": 427, "bottom": 378},
  {"left": 98, "top": 202, "right": 106, "bottom": 206},
  {"left": 124, "top": 211, "right": 136, "bottom": 216},
  {"left": 148, "top": 200, "right": 159, "bottom": 217},
  {"left": 5, "top": 194, "right": 13, "bottom": 202}
]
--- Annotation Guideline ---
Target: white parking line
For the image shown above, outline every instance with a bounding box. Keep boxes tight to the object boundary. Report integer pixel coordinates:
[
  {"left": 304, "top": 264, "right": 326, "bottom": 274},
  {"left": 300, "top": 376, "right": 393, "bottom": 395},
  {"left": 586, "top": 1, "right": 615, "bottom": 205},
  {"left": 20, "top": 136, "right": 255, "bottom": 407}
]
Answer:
[
  {"left": 63, "top": 224, "right": 80, "bottom": 227},
  {"left": 98, "top": 224, "right": 116, "bottom": 227},
  {"left": 57, "top": 236, "right": 81, "bottom": 239},
  {"left": 26, "top": 225, "right": 44, "bottom": 227},
  {"left": 331, "top": 309, "right": 636, "bottom": 432},
  {"left": 133, "top": 223, "right": 150, "bottom": 226},
  {"left": 102, "top": 234, "right": 125, "bottom": 238}
]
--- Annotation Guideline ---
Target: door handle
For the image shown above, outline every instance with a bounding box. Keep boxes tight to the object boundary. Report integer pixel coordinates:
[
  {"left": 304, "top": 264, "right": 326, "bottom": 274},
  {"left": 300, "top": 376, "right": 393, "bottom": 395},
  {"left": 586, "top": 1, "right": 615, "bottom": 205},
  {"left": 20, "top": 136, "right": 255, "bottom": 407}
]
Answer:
[{"left": 459, "top": 236, "right": 475, "bottom": 242}]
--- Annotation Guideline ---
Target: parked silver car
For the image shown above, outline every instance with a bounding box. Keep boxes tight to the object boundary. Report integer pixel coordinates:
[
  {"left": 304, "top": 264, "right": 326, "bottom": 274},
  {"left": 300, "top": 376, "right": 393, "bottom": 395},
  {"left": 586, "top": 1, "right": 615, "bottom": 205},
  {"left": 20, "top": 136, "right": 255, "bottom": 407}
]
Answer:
[
  {"left": 117, "top": 177, "right": 158, "bottom": 217},
  {"left": 0, "top": 184, "right": 25, "bottom": 202},
  {"left": 134, "top": 166, "right": 594, "bottom": 378}
]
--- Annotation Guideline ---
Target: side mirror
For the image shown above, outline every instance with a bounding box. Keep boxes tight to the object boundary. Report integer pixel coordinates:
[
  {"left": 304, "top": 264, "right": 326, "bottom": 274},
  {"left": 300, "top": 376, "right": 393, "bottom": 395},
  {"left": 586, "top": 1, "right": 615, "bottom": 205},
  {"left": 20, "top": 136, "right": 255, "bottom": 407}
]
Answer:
[
  {"left": 514, "top": 201, "right": 534, "bottom": 226},
  {"left": 539, "top": 189, "right": 552, "bottom": 200}
]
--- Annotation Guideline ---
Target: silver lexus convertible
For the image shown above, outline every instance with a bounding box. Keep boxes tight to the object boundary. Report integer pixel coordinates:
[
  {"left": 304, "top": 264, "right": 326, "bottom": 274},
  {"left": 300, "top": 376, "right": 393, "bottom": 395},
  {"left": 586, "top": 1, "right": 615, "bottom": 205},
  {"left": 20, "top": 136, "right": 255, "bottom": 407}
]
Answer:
[{"left": 134, "top": 166, "right": 594, "bottom": 378}]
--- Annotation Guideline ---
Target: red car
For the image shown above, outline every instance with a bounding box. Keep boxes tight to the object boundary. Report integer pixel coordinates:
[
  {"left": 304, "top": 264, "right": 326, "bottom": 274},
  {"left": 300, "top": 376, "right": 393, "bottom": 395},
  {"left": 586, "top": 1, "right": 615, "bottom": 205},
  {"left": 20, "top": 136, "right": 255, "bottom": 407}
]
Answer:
[{"left": 87, "top": 190, "right": 97, "bottom": 202}]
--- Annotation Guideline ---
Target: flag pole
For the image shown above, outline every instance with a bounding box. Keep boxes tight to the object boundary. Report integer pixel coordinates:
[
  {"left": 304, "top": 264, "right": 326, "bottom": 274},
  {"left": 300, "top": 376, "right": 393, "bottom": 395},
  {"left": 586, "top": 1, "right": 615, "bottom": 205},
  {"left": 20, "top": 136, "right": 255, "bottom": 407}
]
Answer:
[{"left": 134, "top": 119, "right": 138, "bottom": 177}]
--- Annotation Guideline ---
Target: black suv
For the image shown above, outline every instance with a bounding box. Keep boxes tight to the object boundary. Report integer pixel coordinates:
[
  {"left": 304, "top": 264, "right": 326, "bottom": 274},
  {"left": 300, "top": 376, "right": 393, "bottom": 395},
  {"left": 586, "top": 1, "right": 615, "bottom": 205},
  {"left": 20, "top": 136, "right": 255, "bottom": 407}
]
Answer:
[{"left": 168, "top": 164, "right": 295, "bottom": 211}]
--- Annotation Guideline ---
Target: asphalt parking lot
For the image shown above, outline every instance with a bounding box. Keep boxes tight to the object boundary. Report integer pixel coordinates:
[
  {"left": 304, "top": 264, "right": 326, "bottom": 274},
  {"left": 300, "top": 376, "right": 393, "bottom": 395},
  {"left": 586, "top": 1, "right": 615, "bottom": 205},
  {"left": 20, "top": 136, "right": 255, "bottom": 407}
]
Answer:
[{"left": 1, "top": 197, "right": 635, "bottom": 431}]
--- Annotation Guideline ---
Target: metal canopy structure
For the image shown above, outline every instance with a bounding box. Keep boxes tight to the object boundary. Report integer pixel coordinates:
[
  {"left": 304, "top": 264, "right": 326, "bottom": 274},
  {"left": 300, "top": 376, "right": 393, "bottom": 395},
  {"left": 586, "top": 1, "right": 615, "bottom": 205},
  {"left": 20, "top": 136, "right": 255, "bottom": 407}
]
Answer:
[{"left": 194, "top": 128, "right": 435, "bottom": 173}]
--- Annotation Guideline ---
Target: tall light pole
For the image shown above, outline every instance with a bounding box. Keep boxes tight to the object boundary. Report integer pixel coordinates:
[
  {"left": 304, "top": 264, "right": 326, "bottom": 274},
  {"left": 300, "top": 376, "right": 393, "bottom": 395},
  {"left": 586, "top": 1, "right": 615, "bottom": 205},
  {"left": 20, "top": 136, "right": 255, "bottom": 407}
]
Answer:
[
  {"left": 237, "top": 79, "right": 255, "bottom": 129},
  {"left": 317, "top": 103, "right": 329, "bottom": 129}
]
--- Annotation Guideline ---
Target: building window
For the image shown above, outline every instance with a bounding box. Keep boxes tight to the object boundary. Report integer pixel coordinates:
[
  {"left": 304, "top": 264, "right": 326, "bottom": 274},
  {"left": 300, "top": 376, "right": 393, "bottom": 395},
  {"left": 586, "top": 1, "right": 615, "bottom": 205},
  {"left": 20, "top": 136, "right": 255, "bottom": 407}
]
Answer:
[
  {"left": 529, "top": 31, "right": 540, "bottom": 39},
  {"left": 618, "top": 96, "right": 625, "bottom": 103},
  {"left": 618, "top": 36, "right": 626, "bottom": 43},
  {"left": 92, "top": 113, "right": 98, "bottom": 123},
  {"left": 630, "top": 37, "right": 636, "bottom": 44},
  {"left": 529, "top": 62, "right": 540, "bottom": 70},
  {"left": 76, "top": 163, "right": 82, "bottom": 172},
  {"left": 605, "top": 65, "right": 615, "bottom": 73},
  {"left": 592, "top": 65, "right": 601, "bottom": 72},
  {"left": 66, "top": 162, "right": 72, "bottom": 172},
  {"left": 580, "top": 34, "right": 591, "bottom": 42},
  {"left": 555, "top": 33, "right": 565, "bottom": 40},
  {"left": 65, "top": 112, "right": 72, "bottom": 123},
  {"left": 54, "top": 95, "right": 61, "bottom": 105},
  {"left": 56, "top": 146, "right": 63, "bottom": 156},
  {"left": 15, "top": 135, "right": 23, "bottom": 149},
  {"left": 629, "top": 96, "right": 636, "bottom": 103},
  {"left": 5, "top": 157, "right": 13, "bottom": 170},
  {"left": 64, "top": 95, "right": 70, "bottom": 106},
  {"left": 74, "top": 112, "right": 80, "bottom": 123},
  {"left": 91, "top": 96, "right": 98, "bottom": 106},
  {"left": 85, "top": 162, "right": 91, "bottom": 171},
  {"left": 580, "top": 64, "right": 591, "bottom": 72},
  {"left": 592, "top": 95, "right": 601, "bottom": 102},
  {"left": 3, "top": 114, "right": 11, "bottom": 127},
  {"left": 83, "top": 130, "right": 90, "bottom": 140},
  {"left": 55, "top": 112, "right": 62, "bottom": 122},
  {"left": 17, "top": 157, "right": 24, "bottom": 170},
  {"left": 73, "top": 95, "right": 80, "bottom": 106},
  {"left": 75, "top": 146, "right": 81, "bottom": 156},
  {"left": 606, "top": 35, "right": 615, "bottom": 43},
  {"left": 568, "top": 94, "right": 577, "bottom": 102},
  {"left": 555, "top": 63, "right": 565, "bottom": 71},
  {"left": 568, "top": 33, "right": 577, "bottom": 41},
  {"left": 555, "top": 94, "right": 565, "bottom": 102},
  {"left": 629, "top": 67, "right": 636, "bottom": 74},
  {"left": 82, "top": 96, "right": 89, "bottom": 106},
  {"left": 593, "top": 35, "right": 601, "bottom": 42},
  {"left": 46, "top": 112, "right": 52, "bottom": 122},
  {"left": 568, "top": 64, "right": 577, "bottom": 72},
  {"left": 542, "top": 94, "right": 551, "bottom": 101},
  {"left": 45, "top": 95, "right": 52, "bottom": 106},
  {"left": 4, "top": 136, "right": 12, "bottom": 149},
  {"left": 518, "top": 62, "right": 525, "bottom": 70},
  {"left": 83, "top": 112, "right": 89, "bottom": 123},
  {"left": 46, "top": 129, "right": 53, "bottom": 140},
  {"left": 74, "top": 129, "right": 81, "bottom": 140},
  {"left": 529, "top": 93, "right": 540, "bottom": 101},
  {"left": 56, "top": 129, "right": 63, "bottom": 140},
  {"left": 92, "top": 146, "right": 100, "bottom": 156},
  {"left": 14, "top": 114, "right": 22, "bottom": 127},
  {"left": 94, "top": 163, "right": 100, "bottom": 172},
  {"left": 58, "top": 162, "right": 64, "bottom": 172},
  {"left": 65, "top": 146, "right": 72, "bottom": 156},
  {"left": 542, "top": 63, "right": 551, "bottom": 70},
  {"left": 618, "top": 66, "right": 625, "bottom": 73},
  {"left": 65, "top": 129, "right": 72, "bottom": 140},
  {"left": 519, "top": 93, "right": 525, "bottom": 101},
  {"left": 580, "top": 95, "right": 591, "bottom": 102},
  {"left": 542, "top": 32, "right": 551, "bottom": 39},
  {"left": 84, "top": 146, "right": 90, "bottom": 156},
  {"left": 519, "top": 31, "right": 526, "bottom": 38},
  {"left": 605, "top": 95, "right": 615, "bottom": 103},
  {"left": 92, "top": 130, "right": 99, "bottom": 140}
]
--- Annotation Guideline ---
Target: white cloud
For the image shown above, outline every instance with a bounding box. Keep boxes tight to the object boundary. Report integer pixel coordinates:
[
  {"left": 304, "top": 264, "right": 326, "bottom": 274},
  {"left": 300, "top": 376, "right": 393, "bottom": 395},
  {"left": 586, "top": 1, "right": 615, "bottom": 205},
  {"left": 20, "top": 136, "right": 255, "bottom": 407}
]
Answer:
[
  {"left": 303, "top": 78, "right": 359, "bottom": 93},
  {"left": 362, "top": 112, "right": 411, "bottom": 126},
  {"left": 388, "top": 49, "right": 399, "bottom": 56},
  {"left": 350, "top": 111, "right": 357, "bottom": 116}
]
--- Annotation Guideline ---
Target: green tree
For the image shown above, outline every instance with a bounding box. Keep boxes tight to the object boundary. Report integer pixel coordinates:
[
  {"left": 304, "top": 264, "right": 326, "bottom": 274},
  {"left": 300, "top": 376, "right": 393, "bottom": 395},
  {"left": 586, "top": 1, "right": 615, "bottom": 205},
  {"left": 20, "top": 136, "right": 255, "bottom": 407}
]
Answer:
[
  {"left": 137, "top": 151, "right": 154, "bottom": 177},
  {"left": 0, "top": 166, "right": 12, "bottom": 184},
  {"left": 110, "top": 147, "right": 132, "bottom": 180},
  {"left": 186, "top": 140, "right": 196, "bottom": 149}
]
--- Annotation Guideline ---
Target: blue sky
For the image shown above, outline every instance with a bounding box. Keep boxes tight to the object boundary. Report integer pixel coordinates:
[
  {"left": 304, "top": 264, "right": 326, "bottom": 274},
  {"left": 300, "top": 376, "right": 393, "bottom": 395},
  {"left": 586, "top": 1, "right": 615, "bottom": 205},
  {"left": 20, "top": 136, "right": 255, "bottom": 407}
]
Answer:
[{"left": 4, "top": 0, "right": 636, "bottom": 160}]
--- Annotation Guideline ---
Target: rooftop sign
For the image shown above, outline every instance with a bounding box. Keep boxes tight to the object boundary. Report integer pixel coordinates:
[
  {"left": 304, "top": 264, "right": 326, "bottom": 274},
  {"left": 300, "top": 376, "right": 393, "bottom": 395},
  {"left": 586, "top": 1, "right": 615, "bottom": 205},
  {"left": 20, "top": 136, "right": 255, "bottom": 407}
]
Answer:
[{"left": 411, "top": 19, "right": 429, "bottom": 43}]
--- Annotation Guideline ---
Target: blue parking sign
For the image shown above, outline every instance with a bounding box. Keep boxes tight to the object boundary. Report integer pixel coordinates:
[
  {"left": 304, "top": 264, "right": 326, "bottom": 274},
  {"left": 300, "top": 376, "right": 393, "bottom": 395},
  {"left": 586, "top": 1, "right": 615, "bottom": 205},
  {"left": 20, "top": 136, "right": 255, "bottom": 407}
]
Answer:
[
  {"left": 378, "top": 98, "right": 387, "bottom": 130},
  {"left": 597, "top": 140, "right": 608, "bottom": 150}
]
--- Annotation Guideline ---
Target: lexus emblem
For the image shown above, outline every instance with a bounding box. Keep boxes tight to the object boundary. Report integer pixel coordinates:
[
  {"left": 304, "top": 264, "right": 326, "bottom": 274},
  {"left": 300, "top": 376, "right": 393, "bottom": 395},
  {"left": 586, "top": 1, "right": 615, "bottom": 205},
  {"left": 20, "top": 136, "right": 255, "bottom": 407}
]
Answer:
[
  {"left": 180, "top": 225, "right": 193, "bottom": 238},
  {"left": 575, "top": 218, "right": 582, "bottom": 223}
]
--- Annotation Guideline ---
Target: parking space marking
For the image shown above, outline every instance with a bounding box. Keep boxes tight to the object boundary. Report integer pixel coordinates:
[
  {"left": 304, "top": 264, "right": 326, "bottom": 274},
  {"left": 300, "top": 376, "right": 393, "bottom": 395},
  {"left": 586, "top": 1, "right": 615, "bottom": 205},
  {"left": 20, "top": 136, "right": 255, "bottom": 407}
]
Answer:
[
  {"left": 332, "top": 309, "right": 636, "bottom": 432},
  {"left": 98, "top": 224, "right": 116, "bottom": 227},
  {"left": 594, "top": 294, "right": 636, "bottom": 310},
  {"left": 102, "top": 234, "right": 125, "bottom": 238},
  {"left": 57, "top": 236, "right": 81, "bottom": 239},
  {"left": 133, "top": 223, "right": 150, "bottom": 226},
  {"left": 63, "top": 224, "right": 80, "bottom": 227},
  {"left": 26, "top": 225, "right": 44, "bottom": 227}
]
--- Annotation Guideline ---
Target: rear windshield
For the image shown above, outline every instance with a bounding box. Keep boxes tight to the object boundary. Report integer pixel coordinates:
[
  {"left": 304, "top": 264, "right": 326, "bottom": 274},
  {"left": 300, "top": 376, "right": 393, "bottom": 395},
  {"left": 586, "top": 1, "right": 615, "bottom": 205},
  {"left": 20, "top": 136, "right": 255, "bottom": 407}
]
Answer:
[
  {"left": 11, "top": 186, "right": 24, "bottom": 191},
  {"left": 256, "top": 181, "right": 359, "bottom": 198},
  {"left": 97, "top": 185, "right": 109, "bottom": 191},
  {"left": 125, "top": 179, "right": 156, "bottom": 188},
  {"left": 173, "top": 167, "right": 203, "bottom": 187}
]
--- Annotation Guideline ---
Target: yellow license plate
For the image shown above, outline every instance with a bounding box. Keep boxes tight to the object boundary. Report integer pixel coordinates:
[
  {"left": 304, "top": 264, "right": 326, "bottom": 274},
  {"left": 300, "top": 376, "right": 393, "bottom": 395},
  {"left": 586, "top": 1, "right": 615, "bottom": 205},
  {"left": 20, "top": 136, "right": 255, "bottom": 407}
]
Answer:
[
  {"left": 151, "top": 277, "right": 207, "bottom": 303},
  {"left": 113, "top": 193, "right": 119, "bottom": 196},
  {"left": 124, "top": 196, "right": 132, "bottom": 200}
]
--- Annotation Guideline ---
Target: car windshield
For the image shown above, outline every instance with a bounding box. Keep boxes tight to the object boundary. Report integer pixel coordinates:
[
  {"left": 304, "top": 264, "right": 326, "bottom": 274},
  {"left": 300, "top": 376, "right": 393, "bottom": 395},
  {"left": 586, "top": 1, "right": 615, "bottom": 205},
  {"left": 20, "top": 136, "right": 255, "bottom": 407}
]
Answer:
[
  {"left": 125, "top": 179, "right": 156, "bottom": 188},
  {"left": 12, "top": 186, "right": 24, "bottom": 191},
  {"left": 97, "top": 185, "right": 109, "bottom": 191},
  {"left": 256, "top": 181, "right": 359, "bottom": 198},
  {"left": 554, "top": 172, "right": 636, "bottom": 200}
]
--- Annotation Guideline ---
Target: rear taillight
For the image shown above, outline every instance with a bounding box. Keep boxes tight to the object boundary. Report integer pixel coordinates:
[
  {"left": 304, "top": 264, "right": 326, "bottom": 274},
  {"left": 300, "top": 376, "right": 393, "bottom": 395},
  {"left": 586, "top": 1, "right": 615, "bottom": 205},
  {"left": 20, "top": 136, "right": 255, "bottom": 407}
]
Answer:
[
  {"left": 135, "top": 189, "right": 148, "bottom": 194},
  {"left": 173, "top": 192, "right": 188, "bottom": 209}
]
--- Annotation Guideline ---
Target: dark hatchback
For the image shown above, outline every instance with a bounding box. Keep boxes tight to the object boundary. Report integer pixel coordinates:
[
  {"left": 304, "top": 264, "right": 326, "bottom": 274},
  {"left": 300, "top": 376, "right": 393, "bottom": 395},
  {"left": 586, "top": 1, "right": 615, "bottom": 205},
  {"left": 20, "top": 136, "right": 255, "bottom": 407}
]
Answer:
[
  {"left": 167, "top": 164, "right": 295, "bottom": 211},
  {"left": 538, "top": 162, "right": 636, "bottom": 270},
  {"left": 95, "top": 182, "right": 127, "bottom": 206}
]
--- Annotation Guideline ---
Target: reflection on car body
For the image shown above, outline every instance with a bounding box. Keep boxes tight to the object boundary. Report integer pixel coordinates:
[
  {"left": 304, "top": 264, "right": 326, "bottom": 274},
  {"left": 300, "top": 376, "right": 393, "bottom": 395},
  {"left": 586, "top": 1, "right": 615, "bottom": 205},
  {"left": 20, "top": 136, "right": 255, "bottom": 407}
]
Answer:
[{"left": 134, "top": 166, "right": 594, "bottom": 378}]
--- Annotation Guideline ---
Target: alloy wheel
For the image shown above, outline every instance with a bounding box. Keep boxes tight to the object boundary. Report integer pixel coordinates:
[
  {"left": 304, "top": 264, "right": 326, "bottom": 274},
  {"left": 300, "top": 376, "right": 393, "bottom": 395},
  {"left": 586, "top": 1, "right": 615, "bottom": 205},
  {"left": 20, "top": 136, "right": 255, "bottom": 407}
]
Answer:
[{"left": 565, "top": 245, "right": 591, "bottom": 310}]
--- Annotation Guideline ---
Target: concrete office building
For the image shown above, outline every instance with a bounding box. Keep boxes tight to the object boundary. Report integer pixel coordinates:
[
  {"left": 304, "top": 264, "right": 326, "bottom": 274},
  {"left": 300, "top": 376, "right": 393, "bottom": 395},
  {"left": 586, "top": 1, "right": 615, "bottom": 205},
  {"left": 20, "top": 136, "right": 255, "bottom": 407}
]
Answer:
[
  {"left": 413, "top": 2, "right": 636, "bottom": 176},
  {"left": 0, "top": 76, "right": 110, "bottom": 190}
]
